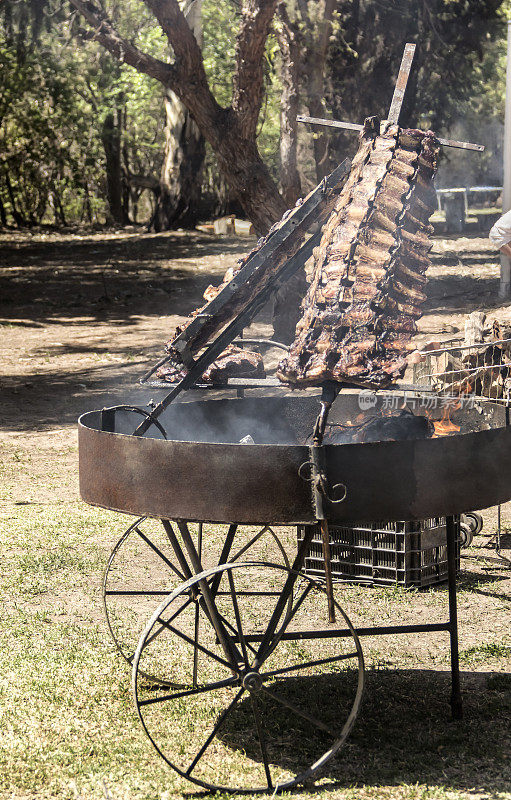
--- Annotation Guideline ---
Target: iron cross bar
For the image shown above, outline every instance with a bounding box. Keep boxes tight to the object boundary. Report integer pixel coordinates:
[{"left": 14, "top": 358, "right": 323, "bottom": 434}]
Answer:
[{"left": 298, "top": 42, "right": 484, "bottom": 152}]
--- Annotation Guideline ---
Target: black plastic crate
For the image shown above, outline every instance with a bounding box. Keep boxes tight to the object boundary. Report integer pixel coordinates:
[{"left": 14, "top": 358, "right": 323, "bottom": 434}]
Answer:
[{"left": 297, "top": 517, "right": 460, "bottom": 588}]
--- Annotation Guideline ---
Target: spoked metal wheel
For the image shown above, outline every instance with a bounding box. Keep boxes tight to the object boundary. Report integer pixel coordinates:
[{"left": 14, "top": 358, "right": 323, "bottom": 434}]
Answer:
[
  {"left": 103, "top": 518, "right": 292, "bottom": 686},
  {"left": 461, "top": 512, "right": 483, "bottom": 536},
  {"left": 133, "top": 561, "right": 364, "bottom": 793}
]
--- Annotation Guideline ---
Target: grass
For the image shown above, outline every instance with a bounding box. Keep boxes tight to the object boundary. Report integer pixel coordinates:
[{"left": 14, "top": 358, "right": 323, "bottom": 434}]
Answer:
[
  {"left": 0, "top": 503, "right": 510, "bottom": 799},
  {"left": 459, "top": 642, "right": 511, "bottom": 665}
]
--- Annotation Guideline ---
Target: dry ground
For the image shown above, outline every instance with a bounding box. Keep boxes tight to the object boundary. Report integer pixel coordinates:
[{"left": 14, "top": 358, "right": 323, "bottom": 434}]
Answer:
[{"left": 0, "top": 228, "right": 510, "bottom": 800}]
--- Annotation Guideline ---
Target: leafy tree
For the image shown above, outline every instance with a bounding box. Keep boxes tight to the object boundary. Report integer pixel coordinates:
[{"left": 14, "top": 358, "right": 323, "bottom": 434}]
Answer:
[
  {"left": 0, "top": 1, "right": 167, "bottom": 226},
  {"left": 67, "top": 0, "right": 288, "bottom": 235},
  {"left": 322, "top": 0, "right": 507, "bottom": 171}
]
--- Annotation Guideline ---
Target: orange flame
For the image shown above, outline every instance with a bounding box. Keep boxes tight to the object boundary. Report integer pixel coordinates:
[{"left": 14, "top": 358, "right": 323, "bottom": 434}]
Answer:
[{"left": 430, "top": 401, "right": 461, "bottom": 438}]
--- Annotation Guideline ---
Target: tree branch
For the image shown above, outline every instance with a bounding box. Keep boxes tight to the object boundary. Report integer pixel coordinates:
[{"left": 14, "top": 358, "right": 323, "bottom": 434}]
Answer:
[
  {"left": 232, "top": 0, "right": 279, "bottom": 139},
  {"left": 141, "top": 0, "right": 224, "bottom": 140},
  {"left": 143, "top": 0, "right": 203, "bottom": 71},
  {"left": 68, "top": 0, "right": 175, "bottom": 85}
]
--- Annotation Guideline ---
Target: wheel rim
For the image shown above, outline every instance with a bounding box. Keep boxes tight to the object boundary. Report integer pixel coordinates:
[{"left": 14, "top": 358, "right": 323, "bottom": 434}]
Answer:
[
  {"left": 132, "top": 561, "right": 364, "bottom": 793},
  {"left": 102, "top": 517, "right": 188, "bottom": 686},
  {"left": 459, "top": 521, "right": 473, "bottom": 548},
  {"left": 461, "top": 512, "right": 483, "bottom": 536},
  {"left": 103, "top": 521, "right": 293, "bottom": 687}
]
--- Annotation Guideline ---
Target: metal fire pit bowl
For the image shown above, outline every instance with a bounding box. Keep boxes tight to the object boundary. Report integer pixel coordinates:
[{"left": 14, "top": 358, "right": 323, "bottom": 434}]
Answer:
[
  {"left": 79, "top": 390, "right": 511, "bottom": 792},
  {"left": 79, "top": 391, "right": 511, "bottom": 525}
]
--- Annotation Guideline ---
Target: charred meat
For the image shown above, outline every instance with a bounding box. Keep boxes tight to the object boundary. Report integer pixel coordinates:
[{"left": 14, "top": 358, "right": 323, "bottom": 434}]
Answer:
[
  {"left": 155, "top": 345, "right": 265, "bottom": 384},
  {"left": 277, "top": 118, "right": 440, "bottom": 389}
]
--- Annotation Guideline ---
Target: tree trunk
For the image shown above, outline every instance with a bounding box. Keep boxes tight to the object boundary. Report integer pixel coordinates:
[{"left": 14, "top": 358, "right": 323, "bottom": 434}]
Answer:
[
  {"left": 300, "top": 0, "right": 337, "bottom": 181},
  {"left": 101, "top": 108, "right": 129, "bottom": 225},
  {"left": 152, "top": 0, "right": 205, "bottom": 231},
  {"left": 0, "top": 194, "right": 7, "bottom": 227},
  {"left": 277, "top": 3, "right": 301, "bottom": 207},
  {"left": 209, "top": 116, "right": 287, "bottom": 236},
  {"left": 152, "top": 88, "right": 205, "bottom": 231},
  {"left": 4, "top": 171, "right": 25, "bottom": 226}
]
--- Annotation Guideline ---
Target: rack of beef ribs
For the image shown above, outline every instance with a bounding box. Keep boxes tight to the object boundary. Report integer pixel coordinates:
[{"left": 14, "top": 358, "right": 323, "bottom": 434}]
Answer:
[
  {"left": 146, "top": 159, "right": 351, "bottom": 388},
  {"left": 277, "top": 117, "right": 440, "bottom": 389}
]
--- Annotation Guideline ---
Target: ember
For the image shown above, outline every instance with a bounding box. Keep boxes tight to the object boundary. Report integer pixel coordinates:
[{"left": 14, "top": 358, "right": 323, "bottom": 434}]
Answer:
[{"left": 323, "top": 407, "right": 434, "bottom": 444}]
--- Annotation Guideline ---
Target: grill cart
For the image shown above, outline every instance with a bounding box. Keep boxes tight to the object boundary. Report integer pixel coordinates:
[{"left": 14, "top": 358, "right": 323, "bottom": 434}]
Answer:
[
  {"left": 79, "top": 391, "right": 511, "bottom": 792},
  {"left": 78, "top": 45, "right": 507, "bottom": 793}
]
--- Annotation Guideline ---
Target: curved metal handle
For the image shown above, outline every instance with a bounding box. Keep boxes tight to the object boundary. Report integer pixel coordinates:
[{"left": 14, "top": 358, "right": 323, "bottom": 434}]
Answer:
[
  {"left": 104, "top": 405, "right": 168, "bottom": 440},
  {"left": 298, "top": 460, "right": 313, "bottom": 481},
  {"left": 325, "top": 482, "right": 348, "bottom": 504},
  {"left": 298, "top": 461, "right": 347, "bottom": 505}
]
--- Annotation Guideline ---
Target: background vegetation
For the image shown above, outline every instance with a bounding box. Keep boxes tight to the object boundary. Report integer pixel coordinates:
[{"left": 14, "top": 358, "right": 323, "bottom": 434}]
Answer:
[{"left": 0, "top": 0, "right": 510, "bottom": 228}]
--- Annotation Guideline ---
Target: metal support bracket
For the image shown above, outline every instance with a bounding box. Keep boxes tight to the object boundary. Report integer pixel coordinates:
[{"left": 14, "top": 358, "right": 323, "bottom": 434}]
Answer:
[
  {"left": 297, "top": 43, "right": 484, "bottom": 152},
  {"left": 307, "top": 382, "right": 346, "bottom": 624}
]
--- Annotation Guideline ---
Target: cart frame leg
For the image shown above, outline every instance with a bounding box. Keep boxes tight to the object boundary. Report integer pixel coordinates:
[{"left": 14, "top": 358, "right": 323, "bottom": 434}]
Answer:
[{"left": 446, "top": 515, "right": 462, "bottom": 720}]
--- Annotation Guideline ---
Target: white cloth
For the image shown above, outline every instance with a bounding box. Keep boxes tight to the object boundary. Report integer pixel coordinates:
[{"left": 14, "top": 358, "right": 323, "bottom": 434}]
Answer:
[{"left": 489, "top": 209, "right": 511, "bottom": 249}]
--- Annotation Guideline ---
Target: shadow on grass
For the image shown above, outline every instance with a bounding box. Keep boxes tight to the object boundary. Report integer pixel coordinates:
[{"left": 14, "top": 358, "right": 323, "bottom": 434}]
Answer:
[
  {"left": 0, "top": 358, "right": 157, "bottom": 431},
  {"left": 457, "top": 568, "right": 511, "bottom": 603},
  {"left": 206, "top": 668, "right": 510, "bottom": 794},
  {"left": 0, "top": 230, "right": 249, "bottom": 269},
  {"left": 424, "top": 276, "right": 502, "bottom": 312}
]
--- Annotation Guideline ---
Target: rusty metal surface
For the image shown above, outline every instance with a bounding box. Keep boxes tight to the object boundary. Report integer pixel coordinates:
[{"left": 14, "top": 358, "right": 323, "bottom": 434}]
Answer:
[
  {"left": 79, "top": 395, "right": 511, "bottom": 525},
  {"left": 297, "top": 115, "right": 484, "bottom": 153},
  {"left": 387, "top": 43, "right": 416, "bottom": 125},
  {"left": 436, "top": 137, "right": 485, "bottom": 152},
  {"left": 297, "top": 115, "right": 364, "bottom": 133}
]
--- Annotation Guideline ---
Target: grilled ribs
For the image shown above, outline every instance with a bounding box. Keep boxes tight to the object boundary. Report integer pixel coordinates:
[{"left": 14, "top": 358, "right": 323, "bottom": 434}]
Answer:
[
  {"left": 155, "top": 344, "right": 265, "bottom": 384},
  {"left": 277, "top": 118, "right": 440, "bottom": 389},
  {"left": 158, "top": 165, "right": 349, "bottom": 384}
]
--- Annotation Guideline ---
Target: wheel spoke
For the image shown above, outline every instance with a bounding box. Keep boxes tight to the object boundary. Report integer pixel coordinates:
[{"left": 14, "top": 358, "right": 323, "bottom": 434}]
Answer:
[
  {"left": 177, "top": 520, "right": 243, "bottom": 669},
  {"left": 228, "top": 526, "right": 270, "bottom": 564},
  {"left": 261, "top": 685, "right": 331, "bottom": 735},
  {"left": 135, "top": 527, "right": 185, "bottom": 581},
  {"left": 256, "top": 583, "right": 312, "bottom": 666},
  {"left": 138, "top": 675, "right": 238, "bottom": 707},
  {"left": 210, "top": 524, "right": 238, "bottom": 598},
  {"left": 215, "top": 609, "right": 258, "bottom": 657},
  {"left": 145, "top": 596, "right": 194, "bottom": 647},
  {"left": 192, "top": 602, "right": 200, "bottom": 688},
  {"left": 250, "top": 694, "right": 273, "bottom": 790},
  {"left": 186, "top": 687, "right": 245, "bottom": 776},
  {"left": 255, "top": 567, "right": 303, "bottom": 665},
  {"left": 260, "top": 651, "right": 359, "bottom": 680},
  {"left": 227, "top": 570, "right": 249, "bottom": 666},
  {"left": 155, "top": 616, "right": 236, "bottom": 673}
]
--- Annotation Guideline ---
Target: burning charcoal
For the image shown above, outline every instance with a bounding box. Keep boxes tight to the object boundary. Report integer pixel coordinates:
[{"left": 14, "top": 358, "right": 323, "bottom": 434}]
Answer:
[
  {"left": 277, "top": 118, "right": 440, "bottom": 389},
  {"left": 355, "top": 409, "right": 434, "bottom": 442},
  {"left": 324, "top": 408, "right": 434, "bottom": 444}
]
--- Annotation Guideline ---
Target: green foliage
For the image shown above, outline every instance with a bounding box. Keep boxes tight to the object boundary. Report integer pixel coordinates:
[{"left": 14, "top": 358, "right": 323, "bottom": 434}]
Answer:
[
  {"left": 322, "top": 0, "right": 507, "bottom": 172},
  {"left": 0, "top": 29, "right": 103, "bottom": 225},
  {"left": 0, "top": 1, "right": 168, "bottom": 227},
  {"left": 0, "top": 0, "right": 509, "bottom": 227},
  {"left": 202, "top": 0, "right": 239, "bottom": 106}
]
